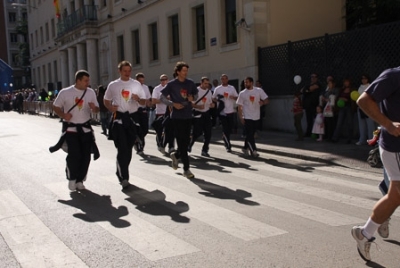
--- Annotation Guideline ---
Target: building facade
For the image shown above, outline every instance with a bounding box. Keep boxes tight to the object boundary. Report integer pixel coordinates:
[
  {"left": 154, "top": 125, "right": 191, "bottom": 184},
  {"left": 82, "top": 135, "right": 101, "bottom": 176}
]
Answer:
[
  {"left": 27, "top": 0, "right": 345, "bottom": 91},
  {"left": 1, "top": 0, "right": 31, "bottom": 92}
]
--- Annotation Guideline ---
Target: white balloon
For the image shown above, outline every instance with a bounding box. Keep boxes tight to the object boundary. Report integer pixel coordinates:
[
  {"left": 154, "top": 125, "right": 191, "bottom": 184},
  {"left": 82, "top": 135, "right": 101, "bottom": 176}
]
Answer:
[{"left": 294, "top": 75, "right": 302, "bottom": 85}]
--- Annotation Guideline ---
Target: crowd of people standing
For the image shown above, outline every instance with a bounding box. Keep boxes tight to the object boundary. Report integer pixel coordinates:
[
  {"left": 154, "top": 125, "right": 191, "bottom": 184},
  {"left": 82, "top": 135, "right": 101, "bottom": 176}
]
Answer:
[{"left": 293, "top": 73, "right": 376, "bottom": 145}]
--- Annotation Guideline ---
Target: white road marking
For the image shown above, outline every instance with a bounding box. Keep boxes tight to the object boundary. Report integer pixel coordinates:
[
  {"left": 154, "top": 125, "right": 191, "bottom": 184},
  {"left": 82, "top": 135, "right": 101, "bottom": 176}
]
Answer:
[{"left": 0, "top": 190, "right": 88, "bottom": 268}]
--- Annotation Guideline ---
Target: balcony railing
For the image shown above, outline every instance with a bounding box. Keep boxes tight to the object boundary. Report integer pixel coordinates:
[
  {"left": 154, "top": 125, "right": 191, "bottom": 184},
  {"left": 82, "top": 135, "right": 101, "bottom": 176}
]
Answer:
[{"left": 56, "top": 5, "right": 97, "bottom": 37}]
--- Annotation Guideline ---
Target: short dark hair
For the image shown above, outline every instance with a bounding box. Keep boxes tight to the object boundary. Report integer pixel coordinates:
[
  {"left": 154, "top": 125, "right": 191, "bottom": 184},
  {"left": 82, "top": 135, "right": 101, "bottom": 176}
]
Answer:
[
  {"left": 174, "top": 61, "right": 189, "bottom": 75},
  {"left": 75, "top": 70, "right": 89, "bottom": 81},
  {"left": 118, "top": 60, "right": 132, "bottom": 70},
  {"left": 244, "top": 76, "right": 254, "bottom": 83},
  {"left": 201, "top": 76, "right": 209, "bottom": 83},
  {"left": 135, "top": 72, "right": 145, "bottom": 79}
]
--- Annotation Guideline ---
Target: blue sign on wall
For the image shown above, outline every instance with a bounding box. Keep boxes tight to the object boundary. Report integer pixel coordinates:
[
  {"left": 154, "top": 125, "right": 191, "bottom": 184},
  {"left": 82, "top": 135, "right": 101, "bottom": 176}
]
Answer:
[{"left": 0, "top": 59, "right": 13, "bottom": 93}]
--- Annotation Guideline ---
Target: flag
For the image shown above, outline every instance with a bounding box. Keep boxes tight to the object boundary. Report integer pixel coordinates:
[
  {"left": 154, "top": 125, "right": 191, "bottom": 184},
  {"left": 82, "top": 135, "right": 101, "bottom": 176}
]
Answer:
[{"left": 54, "top": 0, "right": 60, "bottom": 18}]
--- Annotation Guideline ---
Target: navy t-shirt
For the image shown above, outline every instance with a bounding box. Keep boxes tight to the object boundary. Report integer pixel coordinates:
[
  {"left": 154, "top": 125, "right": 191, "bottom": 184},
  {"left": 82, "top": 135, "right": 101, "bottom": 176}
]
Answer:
[
  {"left": 161, "top": 78, "right": 198, "bottom": 119},
  {"left": 366, "top": 67, "right": 400, "bottom": 152}
]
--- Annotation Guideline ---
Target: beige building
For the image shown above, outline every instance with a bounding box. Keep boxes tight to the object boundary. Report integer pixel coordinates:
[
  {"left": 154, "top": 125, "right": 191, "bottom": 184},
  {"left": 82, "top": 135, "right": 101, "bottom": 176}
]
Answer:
[{"left": 27, "top": 0, "right": 345, "bottom": 91}]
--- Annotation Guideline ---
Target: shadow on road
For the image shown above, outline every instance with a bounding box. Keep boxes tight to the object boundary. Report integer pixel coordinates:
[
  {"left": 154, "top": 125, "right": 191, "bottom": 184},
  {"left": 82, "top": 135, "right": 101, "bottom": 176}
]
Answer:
[
  {"left": 190, "top": 154, "right": 258, "bottom": 173},
  {"left": 122, "top": 185, "right": 190, "bottom": 223},
  {"left": 189, "top": 177, "right": 260, "bottom": 206},
  {"left": 58, "top": 190, "right": 131, "bottom": 228}
]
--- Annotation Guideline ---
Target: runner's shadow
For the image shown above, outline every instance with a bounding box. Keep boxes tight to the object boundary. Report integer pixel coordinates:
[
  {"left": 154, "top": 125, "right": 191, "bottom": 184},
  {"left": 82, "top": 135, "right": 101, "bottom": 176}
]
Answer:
[
  {"left": 264, "top": 158, "right": 315, "bottom": 172},
  {"left": 190, "top": 154, "right": 257, "bottom": 172},
  {"left": 138, "top": 154, "right": 170, "bottom": 166},
  {"left": 189, "top": 177, "right": 260, "bottom": 206},
  {"left": 122, "top": 185, "right": 190, "bottom": 223},
  {"left": 58, "top": 190, "right": 130, "bottom": 228},
  {"left": 365, "top": 261, "right": 386, "bottom": 268},
  {"left": 383, "top": 239, "right": 400, "bottom": 246}
]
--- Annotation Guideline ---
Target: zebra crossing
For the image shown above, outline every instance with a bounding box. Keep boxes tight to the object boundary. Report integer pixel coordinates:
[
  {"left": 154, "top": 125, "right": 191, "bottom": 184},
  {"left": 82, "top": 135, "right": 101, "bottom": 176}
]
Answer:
[{"left": 0, "top": 149, "right": 387, "bottom": 267}]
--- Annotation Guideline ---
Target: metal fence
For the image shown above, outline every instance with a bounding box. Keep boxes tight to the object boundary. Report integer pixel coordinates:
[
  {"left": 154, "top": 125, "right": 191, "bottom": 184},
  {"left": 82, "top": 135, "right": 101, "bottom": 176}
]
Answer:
[
  {"left": 23, "top": 101, "right": 100, "bottom": 123},
  {"left": 258, "top": 20, "right": 400, "bottom": 96}
]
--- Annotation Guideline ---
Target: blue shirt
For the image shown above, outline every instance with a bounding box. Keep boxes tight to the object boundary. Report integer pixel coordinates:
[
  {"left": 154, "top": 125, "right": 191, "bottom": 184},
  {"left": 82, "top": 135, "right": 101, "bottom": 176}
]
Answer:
[
  {"left": 161, "top": 78, "right": 198, "bottom": 119},
  {"left": 366, "top": 67, "right": 400, "bottom": 152}
]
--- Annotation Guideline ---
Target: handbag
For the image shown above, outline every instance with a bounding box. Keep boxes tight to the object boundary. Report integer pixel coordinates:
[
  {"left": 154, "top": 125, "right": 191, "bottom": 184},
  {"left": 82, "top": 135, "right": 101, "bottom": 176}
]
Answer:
[{"left": 323, "top": 101, "right": 333, "bottom": 117}]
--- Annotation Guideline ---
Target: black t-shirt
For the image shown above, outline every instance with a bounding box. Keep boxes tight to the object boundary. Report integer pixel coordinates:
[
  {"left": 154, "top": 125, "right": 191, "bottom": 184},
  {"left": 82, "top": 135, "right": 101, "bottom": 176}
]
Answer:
[{"left": 366, "top": 67, "right": 400, "bottom": 152}]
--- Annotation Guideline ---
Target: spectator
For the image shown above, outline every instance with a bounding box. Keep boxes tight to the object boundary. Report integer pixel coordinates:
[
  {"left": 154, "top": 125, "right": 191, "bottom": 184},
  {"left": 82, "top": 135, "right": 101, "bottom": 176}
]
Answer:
[
  {"left": 356, "top": 74, "right": 375, "bottom": 145},
  {"left": 331, "top": 78, "right": 354, "bottom": 143},
  {"left": 291, "top": 89, "right": 304, "bottom": 141},
  {"left": 301, "top": 73, "right": 321, "bottom": 137},
  {"left": 320, "top": 77, "right": 338, "bottom": 140}
]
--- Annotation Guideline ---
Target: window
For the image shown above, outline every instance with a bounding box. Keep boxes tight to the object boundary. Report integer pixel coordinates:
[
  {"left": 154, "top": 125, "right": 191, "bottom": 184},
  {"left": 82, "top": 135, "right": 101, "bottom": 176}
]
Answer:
[
  {"left": 117, "top": 35, "right": 124, "bottom": 62},
  {"left": 131, "top": 29, "right": 140, "bottom": 65},
  {"left": 45, "top": 23, "right": 49, "bottom": 42},
  {"left": 37, "top": 67, "right": 41, "bottom": 86},
  {"left": 48, "top": 63, "right": 52, "bottom": 82},
  {"left": 195, "top": 5, "right": 206, "bottom": 51},
  {"left": 10, "top": 33, "right": 18, "bottom": 43},
  {"left": 170, "top": 15, "right": 180, "bottom": 56},
  {"left": 42, "top": 65, "right": 46, "bottom": 87},
  {"left": 8, "top": 12, "right": 17, "bottom": 23},
  {"left": 149, "top": 23, "right": 158, "bottom": 61},
  {"left": 35, "top": 30, "right": 38, "bottom": 47},
  {"left": 40, "top": 26, "right": 43, "bottom": 44},
  {"left": 225, "top": 0, "right": 237, "bottom": 44},
  {"left": 22, "top": 12, "right": 27, "bottom": 21},
  {"left": 9, "top": 12, "right": 16, "bottom": 23},
  {"left": 53, "top": 60, "right": 58, "bottom": 82},
  {"left": 12, "top": 53, "right": 19, "bottom": 66},
  {"left": 51, "top": 18, "right": 55, "bottom": 37}
]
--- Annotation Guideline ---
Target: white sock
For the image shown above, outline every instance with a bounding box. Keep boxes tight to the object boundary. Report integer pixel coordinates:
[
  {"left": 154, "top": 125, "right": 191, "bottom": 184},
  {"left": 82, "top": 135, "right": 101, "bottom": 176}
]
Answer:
[{"left": 362, "top": 217, "right": 380, "bottom": 239}]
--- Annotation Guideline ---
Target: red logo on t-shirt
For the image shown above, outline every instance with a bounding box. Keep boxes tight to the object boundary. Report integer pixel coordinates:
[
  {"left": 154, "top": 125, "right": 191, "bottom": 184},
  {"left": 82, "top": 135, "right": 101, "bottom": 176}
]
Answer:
[
  {"left": 75, "top": 97, "right": 84, "bottom": 110},
  {"left": 121, "top": 89, "right": 130, "bottom": 102},
  {"left": 250, "top": 95, "right": 255, "bottom": 103},
  {"left": 180, "top": 89, "right": 187, "bottom": 99}
]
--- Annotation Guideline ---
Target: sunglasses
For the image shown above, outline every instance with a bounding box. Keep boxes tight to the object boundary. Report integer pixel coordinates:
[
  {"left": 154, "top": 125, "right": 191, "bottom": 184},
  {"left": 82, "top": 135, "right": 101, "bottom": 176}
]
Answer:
[{"left": 160, "top": 78, "right": 168, "bottom": 81}]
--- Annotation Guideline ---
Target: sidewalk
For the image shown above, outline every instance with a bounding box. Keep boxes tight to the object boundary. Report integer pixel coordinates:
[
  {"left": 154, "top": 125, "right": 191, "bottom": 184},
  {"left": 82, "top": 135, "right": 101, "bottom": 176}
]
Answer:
[{"left": 207, "top": 126, "right": 379, "bottom": 172}]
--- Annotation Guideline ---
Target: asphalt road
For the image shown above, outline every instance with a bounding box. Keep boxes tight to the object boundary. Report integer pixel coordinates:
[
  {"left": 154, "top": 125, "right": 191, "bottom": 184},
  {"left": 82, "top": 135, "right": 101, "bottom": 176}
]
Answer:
[{"left": 0, "top": 112, "right": 397, "bottom": 268}]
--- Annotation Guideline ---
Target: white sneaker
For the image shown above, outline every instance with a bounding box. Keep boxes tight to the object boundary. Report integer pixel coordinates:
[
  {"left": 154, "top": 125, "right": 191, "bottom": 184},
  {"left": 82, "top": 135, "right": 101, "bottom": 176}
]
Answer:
[
  {"left": 68, "top": 180, "right": 76, "bottom": 191},
  {"left": 170, "top": 152, "right": 179, "bottom": 170},
  {"left": 120, "top": 180, "right": 131, "bottom": 189},
  {"left": 183, "top": 169, "right": 195, "bottom": 179},
  {"left": 76, "top": 182, "right": 86, "bottom": 190},
  {"left": 351, "top": 226, "right": 375, "bottom": 261},
  {"left": 378, "top": 218, "right": 390, "bottom": 238},
  {"left": 252, "top": 150, "right": 260, "bottom": 157},
  {"left": 241, "top": 148, "right": 249, "bottom": 156}
]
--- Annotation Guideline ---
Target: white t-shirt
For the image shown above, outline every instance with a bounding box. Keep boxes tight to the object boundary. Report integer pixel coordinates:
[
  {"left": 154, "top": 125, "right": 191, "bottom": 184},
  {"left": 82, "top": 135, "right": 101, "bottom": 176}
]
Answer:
[
  {"left": 53, "top": 86, "right": 99, "bottom": 132},
  {"left": 213, "top": 84, "right": 238, "bottom": 115},
  {"left": 236, "top": 87, "right": 268, "bottom": 120},
  {"left": 104, "top": 78, "right": 144, "bottom": 114},
  {"left": 138, "top": 84, "right": 151, "bottom": 108},
  {"left": 152, "top": 83, "right": 167, "bottom": 114},
  {"left": 194, "top": 87, "right": 213, "bottom": 112}
]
